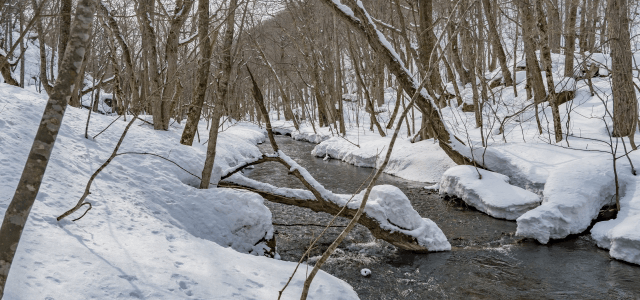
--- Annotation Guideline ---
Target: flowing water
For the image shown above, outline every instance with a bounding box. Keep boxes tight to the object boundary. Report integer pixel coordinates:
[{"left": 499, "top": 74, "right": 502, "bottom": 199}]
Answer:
[{"left": 243, "top": 136, "right": 640, "bottom": 299}]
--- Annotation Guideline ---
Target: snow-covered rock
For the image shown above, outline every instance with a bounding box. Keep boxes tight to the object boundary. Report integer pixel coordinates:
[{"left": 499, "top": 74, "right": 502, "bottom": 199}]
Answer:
[
  {"left": 516, "top": 156, "right": 618, "bottom": 244},
  {"left": 439, "top": 166, "right": 540, "bottom": 220}
]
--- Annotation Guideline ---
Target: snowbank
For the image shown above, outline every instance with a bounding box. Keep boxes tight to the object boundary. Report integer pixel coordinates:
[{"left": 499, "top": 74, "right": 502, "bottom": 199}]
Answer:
[
  {"left": 271, "top": 121, "right": 333, "bottom": 143},
  {"left": 0, "top": 84, "right": 358, "bottom": 299},
  {"left": 313, "top": 136, "right": 456, "bottom": 183},
  {"left": 591, "top": 155, "right": 640, "bottom": 266},
  {"left": 516, "top": 156, "right": 618, "bottom": 244},
  {"left": 439, "top": 166, "right": 540, "bottom": 220}
]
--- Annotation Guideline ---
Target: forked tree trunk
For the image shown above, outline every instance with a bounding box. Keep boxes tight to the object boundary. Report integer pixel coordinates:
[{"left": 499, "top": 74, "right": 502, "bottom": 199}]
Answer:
[
  {"left": 519, "top": 0, "right": 547, "bottom": 136},
  {"left": 0, "top": 0, "right": 96, "bottom": 296}
]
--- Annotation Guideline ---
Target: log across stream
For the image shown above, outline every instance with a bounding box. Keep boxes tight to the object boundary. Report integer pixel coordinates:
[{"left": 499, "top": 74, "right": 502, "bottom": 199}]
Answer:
[{"left": 244, "top": 135, "right": 640, "bottom": 299}]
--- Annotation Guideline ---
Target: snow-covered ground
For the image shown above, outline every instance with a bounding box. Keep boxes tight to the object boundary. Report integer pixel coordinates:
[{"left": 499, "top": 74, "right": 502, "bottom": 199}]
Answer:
[
  {"left": 269, "top": 50, "right": 640, "bottom": 266},
  {"left": 0, "top": 84, "right": 359, "bottom": 299}
]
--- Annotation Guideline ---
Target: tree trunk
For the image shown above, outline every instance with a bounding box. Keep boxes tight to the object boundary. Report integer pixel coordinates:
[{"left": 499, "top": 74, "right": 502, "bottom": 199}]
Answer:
[
  {"left": 320, "top": 0, "right": 474, "bottom": 166},
  {"left": 0, "top": 0, "right": 96, "bottom": 295},
  {"left": 137, "top": 0, "right": 163, "bottom": 130},
  {"left": 99, "top": 2, "right": 140, "bottom": 114},
  {"left": 180, "top": 0, "right": 213, "bottom": 145},
  {"left": 519, "top": 0, "right": 547, "bottom": 104},
  {"left": 536, "top": 0, "right": 563, "bottom": 142},
  {"left": 608, "top": 0, "right": 637, "bottom": 137},
  {"left": 546, "top": 0, "right": 562, "bottom": 53},
  {"left": 482, "top": 0, "right": 513, "bottom": 86},
  {"left": 200, "top": 0, "right": 238, "bottom": 189},
  {"left": 564, "top": 0, "right": 579, "bottom": 77},
  {"left": 32, "top": 0, "right": 53, "bottom": 94},
  {"left": 58, "top": 0, "right": 72, "bottom": 71},
  {"left": 161, "top": 0, "right": 194, "bottom": 130},
  {"left": 418, "top": 0, "right": 443, "bottom": 95}
]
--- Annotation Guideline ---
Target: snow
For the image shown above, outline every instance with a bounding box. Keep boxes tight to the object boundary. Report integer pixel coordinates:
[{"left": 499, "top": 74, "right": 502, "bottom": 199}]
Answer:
[
  {"left": 439, "top": 166, "right": 540, "bottom": 220},
  {"left": 347, "top": 185, "right": 451, "bottom": 251},
  {"left": 360, "top": 268, "right": 371, "bottom": 277},
  {"left": 227, "top": 175, "right": 451, "bottom": 251},
  {"left": 516, "top": 156, "right": 620, "bottom": 244},
  {"left": 263, "top": 47, "right": 640, "bottom": 264},
  {"left": 591, "top": 153, "right": 640, "bottom": 265},
  {"left": 313, "top": 136, "right": 456, "bottom": 183},
  {"left": 0, "top": 83, "right": 359, "bottom": 299}
]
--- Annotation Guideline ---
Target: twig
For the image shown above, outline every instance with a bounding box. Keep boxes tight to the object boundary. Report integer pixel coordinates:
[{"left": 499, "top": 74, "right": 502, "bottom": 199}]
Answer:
[
  {"left": 93, "top": 115, "right": 122, "bottom": 139},
  {"left": 71, "top": 202, "right": 92, "bottom": 222},
  {"left": 273, "top": 223, "right": 347, "bottom": 228},
  {"left": 57, "top": 115, "right": 138, "bottom": 221}
]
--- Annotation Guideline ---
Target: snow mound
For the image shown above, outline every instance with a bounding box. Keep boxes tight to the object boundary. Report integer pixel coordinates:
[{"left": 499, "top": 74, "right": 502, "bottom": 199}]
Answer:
[
  {"left": 0, "top": 84, "right": 358, "bottom": 299},
  {"left": 516, "top": 156, "right": 618, "bottom": 244},
  {"left": 591, "top": 160, "right": 640, "bottom": 266},
  {"left": 313, "top": 137, "right": 456, "bottom": 183},
  {"left": 347, "top": 185, "right": 451, "bottom": 251},
  {"left": 439, "top": 166, "right": 540, "bottom": 220}
]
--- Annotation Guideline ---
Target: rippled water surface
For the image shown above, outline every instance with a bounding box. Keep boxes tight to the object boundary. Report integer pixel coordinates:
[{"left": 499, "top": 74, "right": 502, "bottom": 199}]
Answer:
[{"left": 244, "top": 136, "right": 640, "bottom": 299}]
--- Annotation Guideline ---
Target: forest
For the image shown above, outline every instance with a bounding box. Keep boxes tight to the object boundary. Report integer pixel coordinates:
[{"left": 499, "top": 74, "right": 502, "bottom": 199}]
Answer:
[{"left": 0, "top": 0, "right": 640, "bottom": 298}]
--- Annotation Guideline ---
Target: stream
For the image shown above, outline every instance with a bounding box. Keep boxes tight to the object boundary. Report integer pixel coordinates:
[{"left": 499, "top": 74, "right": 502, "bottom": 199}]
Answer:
[{"left": 244, "top": 136, "right": 640, "bottom": 299}]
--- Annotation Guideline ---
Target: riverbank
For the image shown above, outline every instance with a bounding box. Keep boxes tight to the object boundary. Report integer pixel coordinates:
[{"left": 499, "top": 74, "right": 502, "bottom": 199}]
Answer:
[{"left": 248, "top": 136, "right": 640, "bottom": 299}]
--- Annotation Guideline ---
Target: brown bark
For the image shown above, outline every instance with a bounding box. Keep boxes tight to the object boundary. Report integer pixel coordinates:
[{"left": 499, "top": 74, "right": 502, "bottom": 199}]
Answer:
[
  {"left": 99, "top": 2, "right": 140, "bottom": 114},
  {"left": 58, "top": 0, "right": 72, "bottom": 70},
  {"left": 137, "top": 0, "right": 163, "bottom": 130},
  {"left": 0, "top": 0, "right": 96, "bottom": 295},
  {"left": 536, "top": 0, "right": 563, "bottom": 142},
  {"left": 482, "top": 0, "right": 513, "bottom": 86},
  {"left": 585, "top": 0, "right": 601, "bottom": 52},
  {"left": 161, "top": 0, "right": 194, "bottom": 130},
  {"left": 418, "top": 0, "right": 443, "bottom": 95},
  {"left": 180, "top": 0, "right": 213, "bottom": 145},
  {"left": 518, "top": 0, "right": 547, "bottom": 104},
  {"left": 32, "top": 0, "right": 52, "bottom": 94},
  {"left": 545, "top": 0, "right": 562, "bottom": 53},
  {"left": 200, "top": 0, "right": 238, "bottom": 189},
  {"left": 320, "top": 0, "right": 474, "bottom": 166},
  {"left": 0, "top": 53, "right": 18, "bottom": 86},
  {"left": 69, "top": 46, "right": 91, "bottom": 108},
  {"left": 564, "top": 0, "right": 579, "bottom": 77},
  {"left": 608, "top": 0, "right": 637, "bottom": 137}
]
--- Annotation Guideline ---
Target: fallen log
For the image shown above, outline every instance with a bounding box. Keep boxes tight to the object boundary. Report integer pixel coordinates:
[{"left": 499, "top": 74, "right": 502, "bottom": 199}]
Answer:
[{"left": 219, "top": 176, "right": 432, "bottom": 252}]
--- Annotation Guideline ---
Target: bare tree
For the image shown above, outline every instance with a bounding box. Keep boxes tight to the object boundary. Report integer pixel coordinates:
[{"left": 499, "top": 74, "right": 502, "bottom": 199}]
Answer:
[
  {"left": 0, "top": 0, "right": 96, "bottom": 295},
  {"left": 608, "top": 0, "right": 637, "bottom": 139}
]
